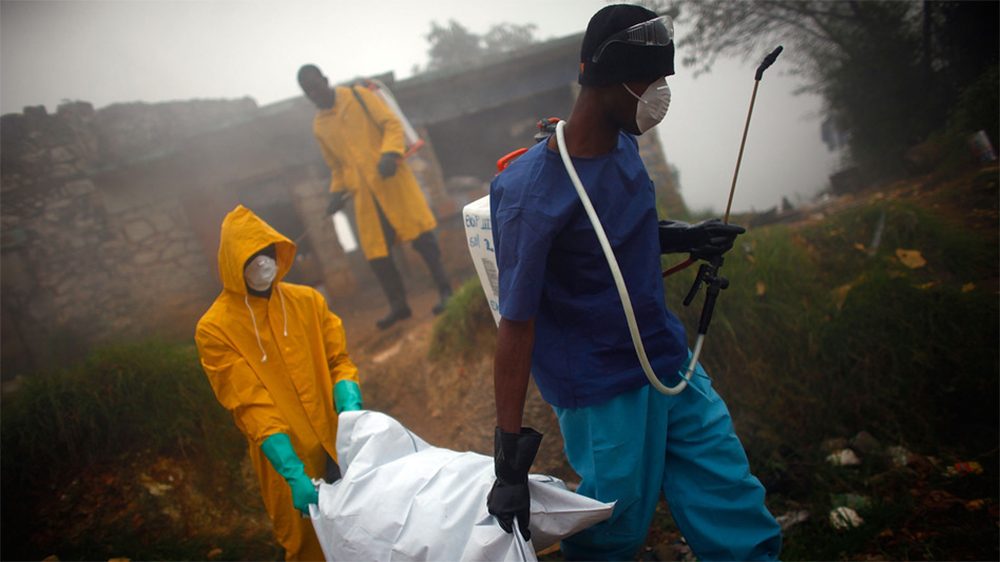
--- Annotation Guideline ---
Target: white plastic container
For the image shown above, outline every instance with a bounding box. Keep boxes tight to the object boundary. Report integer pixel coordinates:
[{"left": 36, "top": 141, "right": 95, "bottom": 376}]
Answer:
[{"left": 463, "top": 195, "right": 501, "bottom": 325}]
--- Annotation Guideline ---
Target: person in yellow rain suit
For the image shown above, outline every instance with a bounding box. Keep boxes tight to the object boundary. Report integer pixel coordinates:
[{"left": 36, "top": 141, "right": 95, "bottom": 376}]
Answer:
[
  {"left": 297, "top": 63, "right": 452, "bottom": 330},
  {"left": 195, "top": 205, "right": 363, "bottom": 561}
]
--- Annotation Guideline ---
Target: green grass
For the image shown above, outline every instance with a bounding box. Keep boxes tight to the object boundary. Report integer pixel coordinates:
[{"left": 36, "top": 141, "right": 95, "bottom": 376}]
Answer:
[
  {"left": 805, "top": 199, "right": 997, "bottom": 288},
  {"left": 429, "top": 276, "right": 497, "bottom": 360},
  {"left": 28, "top": 522, "right": 280, "bottom": 562},
  {"left": 1, "top": 340, "right": 257, "bottom": 560},
  {"left": 665, "top": 199, "right": 998, "bottom": 447},
  {"left": 664, "top": 198, "right": 998, "bottom": 559},
  {"left": 1, "top": 341, "right": 244, "bottom": 483}
]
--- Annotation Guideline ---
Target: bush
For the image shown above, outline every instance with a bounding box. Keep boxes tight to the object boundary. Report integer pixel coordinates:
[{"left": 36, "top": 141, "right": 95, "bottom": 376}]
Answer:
[
  {"left": 1, "top": 340, "right": 244, "bottom": 486},
  {"left": 663, "top": 199, "right": 998, "bottom": 490},
  {"left": 429, "top": 276, "right": 497, "bottom": 360}
]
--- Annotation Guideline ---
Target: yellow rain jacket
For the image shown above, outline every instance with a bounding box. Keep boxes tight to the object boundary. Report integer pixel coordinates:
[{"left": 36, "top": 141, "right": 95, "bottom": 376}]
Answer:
[
  {"left": 313, "top": 85, "right": 437, "bottom": 260},
  {"left": 195, "top": 205, "right": 359, "bottom": 561}
]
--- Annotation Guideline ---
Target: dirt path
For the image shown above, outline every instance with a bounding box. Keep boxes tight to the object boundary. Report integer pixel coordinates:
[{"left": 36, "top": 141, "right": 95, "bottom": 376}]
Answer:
[{"left": 336, "top": 282, "right": 575, "bottom": 481}]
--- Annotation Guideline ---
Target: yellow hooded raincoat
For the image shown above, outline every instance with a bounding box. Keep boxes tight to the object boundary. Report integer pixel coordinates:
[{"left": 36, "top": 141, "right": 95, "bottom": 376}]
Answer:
[
  {"left": 313, "top": 85, "right": 437, "bottom": 260},
  {"left": 195, "top": 205, "right": 359, "bottom": 561}
]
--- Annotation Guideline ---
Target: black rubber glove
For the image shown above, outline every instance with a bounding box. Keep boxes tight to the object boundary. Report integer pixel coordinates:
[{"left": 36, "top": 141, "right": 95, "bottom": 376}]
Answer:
[
  {"left": 377, "top": 152, "right": 400, "bottom": 178},
  {"left": 487, "top": 427, "right": 542, "bottom": 541},
  {"left": 323, "top": 450, "right": 342, "bottom": 484},
  {"left": 659, "top": 218, "right": 746, "bottom": 259},
  {"left": 326, "top": 192, "right": 347, "bottom": 216}
]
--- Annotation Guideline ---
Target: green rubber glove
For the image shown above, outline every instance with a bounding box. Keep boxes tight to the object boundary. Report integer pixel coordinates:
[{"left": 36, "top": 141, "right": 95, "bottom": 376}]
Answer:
[
  {"left": 261, "top": 433, "right": 318, "bottom": 515},
  {"left": 334, "top": 380, "right": 363, "bottom": 413}
]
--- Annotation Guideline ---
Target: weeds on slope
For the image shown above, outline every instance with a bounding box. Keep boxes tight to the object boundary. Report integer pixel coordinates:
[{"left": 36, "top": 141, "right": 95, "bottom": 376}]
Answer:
[{"left": 436, "top": 189, "right": 999, "bottom": 560}]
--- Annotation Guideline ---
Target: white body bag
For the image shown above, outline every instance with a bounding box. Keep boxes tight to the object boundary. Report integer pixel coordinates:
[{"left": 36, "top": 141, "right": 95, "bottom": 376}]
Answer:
[{"left": 310, "top": 411, "right": 613, "bottom": 561}]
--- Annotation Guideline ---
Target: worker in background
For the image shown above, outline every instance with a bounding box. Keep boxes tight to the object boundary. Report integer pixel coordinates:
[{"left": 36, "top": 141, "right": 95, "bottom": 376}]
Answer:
[
  {"left": 195, "top": 205, "right": 363, "bottom": 561},
  {"left": 298, "top": 64, "right": 452, "bottom": 330},
  {"left": 486, "top": 5, "right": 782, "bottom": 560}
]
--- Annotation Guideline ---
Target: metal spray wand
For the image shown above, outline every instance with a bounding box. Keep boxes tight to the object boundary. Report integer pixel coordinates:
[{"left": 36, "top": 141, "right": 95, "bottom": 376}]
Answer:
[{"left": 678, "top": 45, "right": 784, "bottom": 386}]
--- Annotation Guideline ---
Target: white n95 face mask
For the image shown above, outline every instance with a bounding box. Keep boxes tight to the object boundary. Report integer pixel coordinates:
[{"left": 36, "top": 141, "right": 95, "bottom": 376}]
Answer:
[
  {"left": 245, "top": 255, "right": 278, "bottom": 291},
  {"left": 624, "top": 77, "right": 671, "bottom": 134}
]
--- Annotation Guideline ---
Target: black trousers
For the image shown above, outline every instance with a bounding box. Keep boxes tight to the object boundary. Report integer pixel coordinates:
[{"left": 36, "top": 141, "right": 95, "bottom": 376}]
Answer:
[{"left": 367, "top": 200, "right": 450, "bottom": 311}]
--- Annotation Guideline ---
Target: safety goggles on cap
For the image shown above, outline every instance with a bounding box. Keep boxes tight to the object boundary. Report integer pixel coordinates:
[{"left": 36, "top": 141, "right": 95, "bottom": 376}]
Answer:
[{"left": 591, "top": 15, "right": 674, "bottom": 63}]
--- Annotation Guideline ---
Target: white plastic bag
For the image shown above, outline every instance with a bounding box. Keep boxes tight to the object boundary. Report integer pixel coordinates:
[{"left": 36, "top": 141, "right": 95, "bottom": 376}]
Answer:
[{"left": 310, "top": 411, "right": 613, "bottom": 561}]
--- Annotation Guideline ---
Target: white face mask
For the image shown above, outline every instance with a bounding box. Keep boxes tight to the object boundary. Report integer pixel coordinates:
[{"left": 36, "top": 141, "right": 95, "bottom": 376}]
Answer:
[
  {"left": 245, "top": 255, "right": 278, "bottom": 291},
  {"left": 624, "top": 77, "right": 671, "bottom": 134}
]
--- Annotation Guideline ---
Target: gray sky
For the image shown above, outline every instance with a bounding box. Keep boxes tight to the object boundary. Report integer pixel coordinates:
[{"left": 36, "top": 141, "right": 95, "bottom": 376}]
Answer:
[{"left": 1, "top": 0, "right": 839, "bottom": 213}]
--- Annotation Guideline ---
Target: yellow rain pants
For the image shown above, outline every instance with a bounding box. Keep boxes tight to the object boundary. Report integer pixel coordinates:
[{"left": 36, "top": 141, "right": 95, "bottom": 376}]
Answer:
[
  {"left": 312, "top": 85, "right": 437, "bottom": 260},
  {"left": 195, "top": 205, "right": 360, "bottom": 561}
]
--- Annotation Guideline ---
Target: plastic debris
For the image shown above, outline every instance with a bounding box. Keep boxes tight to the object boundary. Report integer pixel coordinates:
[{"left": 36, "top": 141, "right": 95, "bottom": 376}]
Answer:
[
  {"left": 867, "top": 209, "right": 886, "bottom": 256},
  {"left": 968, "top": 129, "right": 997, "bottom": 162},
  {"left": 944, "top": 461, "right": 983, "bottom": 477},
  {"left": 775, "top": 510, "right": 810, "bottom": 531},
  {"left": 670, "top": 537, "right": 696, "bottom": 562},
  {"left": 829, "top": 506, "right": 864, "bottom": 530},
  {"left": 826, "top": 448, "right": 861, "bottom": 466},
  {"left": 756, "top": 281, "right": 767, "bottom": 297}
]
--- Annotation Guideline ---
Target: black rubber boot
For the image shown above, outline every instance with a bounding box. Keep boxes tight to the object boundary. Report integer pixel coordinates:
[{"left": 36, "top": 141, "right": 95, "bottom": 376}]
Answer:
[
  {"left": 413, "top": 231, "right": 452, "bottom": 315},
  {"left": 369, "top": 257, "right": 411, "bottom": 330}
]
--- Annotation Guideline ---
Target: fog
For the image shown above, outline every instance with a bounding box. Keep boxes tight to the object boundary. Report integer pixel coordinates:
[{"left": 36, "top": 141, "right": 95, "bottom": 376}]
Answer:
[{"left": 1, "top": 0, "right": 838, "bottom": 214}]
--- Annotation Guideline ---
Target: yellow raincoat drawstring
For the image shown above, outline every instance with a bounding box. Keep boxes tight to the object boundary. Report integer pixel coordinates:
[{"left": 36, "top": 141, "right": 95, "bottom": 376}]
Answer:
[{"left": 244, "top": 287, "right": 290, "bottom": 363}]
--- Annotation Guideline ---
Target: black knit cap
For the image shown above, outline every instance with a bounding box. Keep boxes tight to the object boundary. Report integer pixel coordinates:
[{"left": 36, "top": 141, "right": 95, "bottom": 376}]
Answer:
[{"left": 578, "top": 4, "right": 675, "bottom": 87}]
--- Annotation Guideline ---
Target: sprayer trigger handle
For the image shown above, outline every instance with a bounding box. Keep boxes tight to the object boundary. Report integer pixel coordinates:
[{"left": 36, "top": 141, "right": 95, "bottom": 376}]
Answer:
[{"left": 683, "top": 264, "right": 709, "bottom": 307}]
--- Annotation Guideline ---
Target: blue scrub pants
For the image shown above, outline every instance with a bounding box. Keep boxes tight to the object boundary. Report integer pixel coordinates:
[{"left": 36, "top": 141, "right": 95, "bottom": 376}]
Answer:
[{"left": 554, "top": 361, "right": 782, "bottom": 561}]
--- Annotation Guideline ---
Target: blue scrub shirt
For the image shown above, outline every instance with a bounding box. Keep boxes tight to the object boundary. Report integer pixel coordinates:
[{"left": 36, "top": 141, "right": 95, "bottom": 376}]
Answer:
[{"left": 490, "top": 132, "right": 689, "bottom": 408}]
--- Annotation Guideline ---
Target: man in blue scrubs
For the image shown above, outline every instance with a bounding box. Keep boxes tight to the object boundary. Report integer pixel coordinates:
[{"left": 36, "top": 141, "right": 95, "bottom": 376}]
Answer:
[{"left": 485, "top": 5, "right": 783, "bottom": 560}]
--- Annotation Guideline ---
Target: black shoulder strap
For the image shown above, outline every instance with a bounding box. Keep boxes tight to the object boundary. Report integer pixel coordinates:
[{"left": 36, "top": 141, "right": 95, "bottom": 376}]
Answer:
[{"left": 350, "top": 85, "right": 382, "bottom": 134}]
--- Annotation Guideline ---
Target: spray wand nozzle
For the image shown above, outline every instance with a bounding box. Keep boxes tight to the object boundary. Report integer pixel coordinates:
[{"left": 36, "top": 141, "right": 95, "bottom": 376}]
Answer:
[{"left": 755, "top": 46, "right": 784, "bottom": 81}]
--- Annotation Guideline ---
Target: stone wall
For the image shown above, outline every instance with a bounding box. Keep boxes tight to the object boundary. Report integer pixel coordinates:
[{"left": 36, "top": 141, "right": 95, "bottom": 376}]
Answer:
[{"left": 1, "top": 99, "right": 259, "bottom": 376}]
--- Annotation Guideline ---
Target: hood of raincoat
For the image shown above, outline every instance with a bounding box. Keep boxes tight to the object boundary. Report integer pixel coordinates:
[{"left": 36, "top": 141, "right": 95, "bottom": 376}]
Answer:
[{"left": 217, "top": 205, "right": 297, "bottom": 295}]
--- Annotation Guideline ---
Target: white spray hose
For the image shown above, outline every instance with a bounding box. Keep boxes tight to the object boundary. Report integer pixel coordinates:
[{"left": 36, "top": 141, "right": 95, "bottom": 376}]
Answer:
[{"left": 555, "top": 120, "right": 700, "bottom": 396}]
